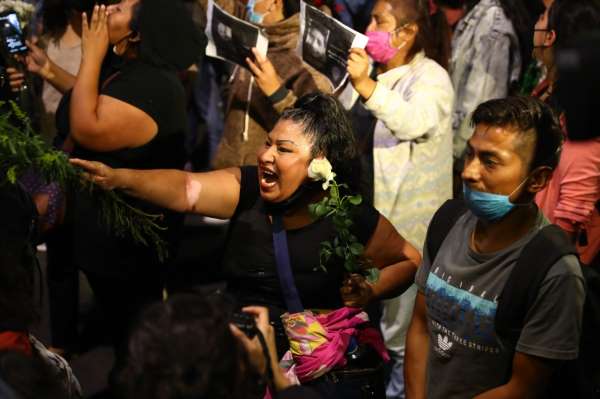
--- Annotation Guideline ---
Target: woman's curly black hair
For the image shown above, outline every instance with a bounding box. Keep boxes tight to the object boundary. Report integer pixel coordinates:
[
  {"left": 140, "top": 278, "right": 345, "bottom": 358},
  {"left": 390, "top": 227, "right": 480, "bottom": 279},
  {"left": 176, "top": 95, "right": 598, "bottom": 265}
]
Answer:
[{"left": 114, "top": 294, "right": 261, "bottom": 399}]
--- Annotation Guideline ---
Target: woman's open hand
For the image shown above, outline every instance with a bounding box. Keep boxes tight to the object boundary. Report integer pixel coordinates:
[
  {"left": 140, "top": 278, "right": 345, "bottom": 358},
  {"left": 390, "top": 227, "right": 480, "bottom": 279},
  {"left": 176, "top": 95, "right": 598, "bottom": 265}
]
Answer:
[
  {"left": 81, "top": 5, "right": 109, "bottom": 63},
  {"left": 70, "top": 158, "right": 118, "bottom": 190},
  {"left": 347, "top": 48, "right": 376, "bottom": 100},
  {"left": 246, "top": 47, "right": 283, "bottom": 97},
  {"left": 341, "top": 273, "right": 374, "bottom": 308}
]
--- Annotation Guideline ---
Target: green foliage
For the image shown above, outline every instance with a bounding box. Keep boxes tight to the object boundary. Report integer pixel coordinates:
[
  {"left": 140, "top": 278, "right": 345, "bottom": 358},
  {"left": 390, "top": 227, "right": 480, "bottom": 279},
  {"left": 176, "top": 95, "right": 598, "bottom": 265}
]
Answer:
[
  {"left": 0, "top": 101, "right": 169, "bottom": 261},
  {"left": 308, "top": 177, "right": 379, "bottom": 281}
]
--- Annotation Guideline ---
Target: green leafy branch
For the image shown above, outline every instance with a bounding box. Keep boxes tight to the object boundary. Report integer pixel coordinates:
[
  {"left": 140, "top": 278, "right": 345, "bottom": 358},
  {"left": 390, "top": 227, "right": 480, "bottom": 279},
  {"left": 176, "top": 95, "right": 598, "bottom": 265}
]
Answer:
[
  {"left": 0, "top": 101, "right": 169, "bottom": 261},
  {"left": 308, "top": 178, "right": 380, "bottom": 284}
]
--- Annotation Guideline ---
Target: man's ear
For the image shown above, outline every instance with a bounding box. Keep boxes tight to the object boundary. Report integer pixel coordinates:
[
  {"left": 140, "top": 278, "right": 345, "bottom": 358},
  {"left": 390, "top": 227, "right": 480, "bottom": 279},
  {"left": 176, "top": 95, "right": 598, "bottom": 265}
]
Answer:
[
  {"left": 544, "top": 29, "right": 557, "bottom": 47},
  {"left": 527, "top": 166, "right": 554, "bottom": 194}
]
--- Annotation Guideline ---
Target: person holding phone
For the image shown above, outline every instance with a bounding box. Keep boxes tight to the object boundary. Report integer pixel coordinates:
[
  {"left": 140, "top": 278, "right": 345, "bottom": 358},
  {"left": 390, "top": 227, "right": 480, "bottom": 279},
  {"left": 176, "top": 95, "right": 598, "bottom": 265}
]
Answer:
[{"left": 7, "top": 0, "right": 101, "bottom": 144}]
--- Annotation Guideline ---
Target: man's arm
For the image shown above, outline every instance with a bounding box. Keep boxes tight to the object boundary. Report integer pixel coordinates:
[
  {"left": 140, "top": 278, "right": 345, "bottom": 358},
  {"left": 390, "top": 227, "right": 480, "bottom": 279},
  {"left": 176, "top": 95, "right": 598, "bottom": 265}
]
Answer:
[
  {"left": 405, "top": 291, "right": 429, "bottom": 399},
  {"left": 474, "top": 352, "right": 556, "bottom": 399}
]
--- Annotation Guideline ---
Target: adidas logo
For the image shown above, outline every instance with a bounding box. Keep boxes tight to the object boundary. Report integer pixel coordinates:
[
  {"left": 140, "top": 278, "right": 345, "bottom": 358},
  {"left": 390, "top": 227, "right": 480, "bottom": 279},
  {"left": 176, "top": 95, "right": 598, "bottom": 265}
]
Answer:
[{"left": 437, "top": 334, "right": 453, "bottom": 351}]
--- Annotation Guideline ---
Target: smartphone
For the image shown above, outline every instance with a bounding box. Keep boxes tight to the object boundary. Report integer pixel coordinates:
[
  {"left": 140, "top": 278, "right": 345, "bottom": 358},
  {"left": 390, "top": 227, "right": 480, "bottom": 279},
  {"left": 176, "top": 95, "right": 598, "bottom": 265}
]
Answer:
[{"left": 0, "top": 11, "right": 28, "bottom": 55}]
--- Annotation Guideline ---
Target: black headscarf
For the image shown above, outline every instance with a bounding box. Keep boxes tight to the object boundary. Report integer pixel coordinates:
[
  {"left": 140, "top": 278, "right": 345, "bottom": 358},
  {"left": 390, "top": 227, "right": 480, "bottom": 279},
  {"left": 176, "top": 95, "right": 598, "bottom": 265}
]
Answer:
[{"left": 135, "top": 0, "right": 206, "bottom": 71}]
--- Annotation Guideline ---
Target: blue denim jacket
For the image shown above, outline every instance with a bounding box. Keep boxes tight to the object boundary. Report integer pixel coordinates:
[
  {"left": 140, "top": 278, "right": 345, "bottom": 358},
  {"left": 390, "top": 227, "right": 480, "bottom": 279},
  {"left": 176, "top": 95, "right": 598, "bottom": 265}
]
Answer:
[{"left": 450, "top": 0, "right": 521, "bottom": 160}]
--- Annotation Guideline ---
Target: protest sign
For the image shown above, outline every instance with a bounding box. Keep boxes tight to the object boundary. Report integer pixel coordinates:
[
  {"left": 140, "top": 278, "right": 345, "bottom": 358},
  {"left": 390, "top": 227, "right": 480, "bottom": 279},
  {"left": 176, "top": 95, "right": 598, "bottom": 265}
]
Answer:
[
  {"left": 299, "top": 2, "right": 368, "bottom": 91},
  {"left": 205, "top": 0, "right": 268, "bottom": 68}
]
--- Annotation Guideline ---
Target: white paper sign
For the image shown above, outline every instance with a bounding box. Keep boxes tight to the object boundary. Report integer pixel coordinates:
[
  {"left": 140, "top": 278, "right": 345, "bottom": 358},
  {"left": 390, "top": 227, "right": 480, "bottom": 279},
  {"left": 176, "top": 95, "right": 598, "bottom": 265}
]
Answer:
[
  {"left": 205, "top": 0, "right": 268, "bottom": 68},
  {"left": 299, "top": 1, "right": 369, "bottom": 92}
]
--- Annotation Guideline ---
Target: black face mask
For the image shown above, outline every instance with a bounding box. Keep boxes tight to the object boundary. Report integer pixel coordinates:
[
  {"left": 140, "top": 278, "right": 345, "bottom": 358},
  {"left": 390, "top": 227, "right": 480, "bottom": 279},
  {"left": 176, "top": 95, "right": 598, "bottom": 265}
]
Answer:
[
  {"left": 264, "top": 181, "right": 322, "bottom": 215},
  {"left": 64, "top": 0, "right": 96, "bottom": 13}
]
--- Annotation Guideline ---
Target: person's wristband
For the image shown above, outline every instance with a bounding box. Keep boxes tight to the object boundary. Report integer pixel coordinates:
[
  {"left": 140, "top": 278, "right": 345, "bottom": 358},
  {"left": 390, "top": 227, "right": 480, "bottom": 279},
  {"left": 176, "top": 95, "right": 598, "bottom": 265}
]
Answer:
[
  {"left": 39, "top": 60, "right": 53, "bottom": 80},
  {"left": 268, "top": 85, "right": 289, "bottom": 104}
]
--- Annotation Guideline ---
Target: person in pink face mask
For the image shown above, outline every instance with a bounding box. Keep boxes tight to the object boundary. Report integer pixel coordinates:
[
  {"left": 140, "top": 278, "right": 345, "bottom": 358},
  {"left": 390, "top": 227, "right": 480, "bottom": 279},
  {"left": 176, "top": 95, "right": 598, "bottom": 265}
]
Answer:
[{"left": 337, "top": 0, "right": 454, "bottom": 397}]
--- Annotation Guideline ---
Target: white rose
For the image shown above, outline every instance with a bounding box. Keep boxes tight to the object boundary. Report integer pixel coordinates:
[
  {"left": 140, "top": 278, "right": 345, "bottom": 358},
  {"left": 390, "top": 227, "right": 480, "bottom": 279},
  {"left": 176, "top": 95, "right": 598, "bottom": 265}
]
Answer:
[
  {"left": 308, "top": 158, "right": 336, "bottom": 190},
  {"left": 321, "top": 171, "right": 336, "bottom": 190},
  {"left": 308, "top": 158, "right": 332, "bottom": 180}
]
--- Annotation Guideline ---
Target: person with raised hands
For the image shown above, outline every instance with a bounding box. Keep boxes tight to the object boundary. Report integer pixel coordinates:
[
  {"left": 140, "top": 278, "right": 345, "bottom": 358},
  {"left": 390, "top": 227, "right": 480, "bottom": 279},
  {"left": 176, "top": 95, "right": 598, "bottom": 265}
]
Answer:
[{"left": 58, "top": 0, "right": 204, "bottom": 351}]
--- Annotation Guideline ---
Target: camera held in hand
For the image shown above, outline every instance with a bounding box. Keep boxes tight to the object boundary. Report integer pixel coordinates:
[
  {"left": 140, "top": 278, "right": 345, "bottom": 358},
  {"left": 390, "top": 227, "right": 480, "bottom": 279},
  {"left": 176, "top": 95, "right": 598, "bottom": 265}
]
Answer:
[{"left": 231, "top": 311, "right": 258, "bottom": 339}]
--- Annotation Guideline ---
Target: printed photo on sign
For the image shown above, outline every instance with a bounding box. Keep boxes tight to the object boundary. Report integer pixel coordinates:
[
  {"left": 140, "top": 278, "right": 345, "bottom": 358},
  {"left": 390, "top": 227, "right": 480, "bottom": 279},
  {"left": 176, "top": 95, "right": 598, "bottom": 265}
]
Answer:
[
  {"left": 205, "top": 0, "right": 268, "bottom": 68},
  {"left": 299, "top": 2, "right": 368, "bottom": 91}
]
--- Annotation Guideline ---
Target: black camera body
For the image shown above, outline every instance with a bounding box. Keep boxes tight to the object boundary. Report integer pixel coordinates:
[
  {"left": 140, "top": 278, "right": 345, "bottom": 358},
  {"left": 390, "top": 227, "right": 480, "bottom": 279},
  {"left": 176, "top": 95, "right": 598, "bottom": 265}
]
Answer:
[{"left": 231, "top": 311, "right": 257, "bottom": 339}]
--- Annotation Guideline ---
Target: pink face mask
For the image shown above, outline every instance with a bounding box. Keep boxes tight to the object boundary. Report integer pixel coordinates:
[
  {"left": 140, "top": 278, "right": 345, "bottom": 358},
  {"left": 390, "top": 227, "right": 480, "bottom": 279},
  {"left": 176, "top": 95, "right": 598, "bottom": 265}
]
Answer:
[{"left": 365, "top": 31, "right": 399, "bottom": 64}]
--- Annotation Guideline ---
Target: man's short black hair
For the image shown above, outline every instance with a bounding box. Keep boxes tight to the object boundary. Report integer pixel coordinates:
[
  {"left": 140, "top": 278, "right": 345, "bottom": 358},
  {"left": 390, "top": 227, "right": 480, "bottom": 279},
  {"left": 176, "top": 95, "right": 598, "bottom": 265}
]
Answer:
[{"left": 471, "top": 96, "right": 564, "bottom": 171}]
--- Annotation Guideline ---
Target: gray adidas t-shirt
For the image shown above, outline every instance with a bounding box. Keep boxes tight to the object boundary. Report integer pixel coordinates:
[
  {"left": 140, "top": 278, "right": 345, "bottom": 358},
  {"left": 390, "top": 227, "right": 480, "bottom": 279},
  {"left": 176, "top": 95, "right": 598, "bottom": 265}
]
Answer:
[{"left": 415, "top": 210, "right": 585, "bottom": 399}]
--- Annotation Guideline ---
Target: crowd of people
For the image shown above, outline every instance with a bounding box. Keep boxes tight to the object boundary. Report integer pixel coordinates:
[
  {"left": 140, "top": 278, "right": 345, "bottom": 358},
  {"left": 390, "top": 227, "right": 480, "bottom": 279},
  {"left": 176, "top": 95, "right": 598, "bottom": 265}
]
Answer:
[{"left": 0, "top": 0, "right": 599, "bottom": 398}]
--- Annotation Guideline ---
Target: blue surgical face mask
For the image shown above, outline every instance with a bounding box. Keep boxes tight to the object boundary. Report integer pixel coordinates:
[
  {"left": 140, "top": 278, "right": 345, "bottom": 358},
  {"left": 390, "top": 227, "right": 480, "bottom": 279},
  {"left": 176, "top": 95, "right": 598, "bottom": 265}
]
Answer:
[
  {"left": 246, "top": 0, "right": 269, "bottom": 24},
  {"left": 462, "top": 178, "right": 530, "bottom": 222}
]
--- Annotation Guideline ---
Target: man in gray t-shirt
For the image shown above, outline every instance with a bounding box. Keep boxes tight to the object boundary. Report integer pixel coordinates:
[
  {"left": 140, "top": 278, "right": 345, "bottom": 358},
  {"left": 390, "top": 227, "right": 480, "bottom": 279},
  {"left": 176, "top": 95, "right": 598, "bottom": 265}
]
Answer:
[{"left": 405, "top": 97, "right": 585, "bottom": 399}]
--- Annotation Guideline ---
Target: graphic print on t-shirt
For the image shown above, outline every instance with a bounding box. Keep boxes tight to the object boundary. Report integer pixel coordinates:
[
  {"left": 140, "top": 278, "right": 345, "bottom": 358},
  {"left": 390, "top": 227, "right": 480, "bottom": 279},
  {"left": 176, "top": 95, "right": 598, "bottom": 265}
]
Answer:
[{"left": 425, "top": 269, "right": 501, "bottom": 360}]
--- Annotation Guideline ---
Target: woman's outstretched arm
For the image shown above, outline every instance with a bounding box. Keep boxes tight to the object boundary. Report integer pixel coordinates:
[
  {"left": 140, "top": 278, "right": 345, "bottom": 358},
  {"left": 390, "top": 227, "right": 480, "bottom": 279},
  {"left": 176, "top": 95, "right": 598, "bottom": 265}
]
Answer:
[{"left": 70, "top": 159, "right": 242, "bottom": 219}]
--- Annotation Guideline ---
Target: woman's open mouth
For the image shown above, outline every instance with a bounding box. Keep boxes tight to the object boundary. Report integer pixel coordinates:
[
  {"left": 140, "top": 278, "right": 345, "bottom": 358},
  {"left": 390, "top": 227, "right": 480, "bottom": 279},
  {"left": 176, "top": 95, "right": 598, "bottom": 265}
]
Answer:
[{"left": 260, "top": 168, "right": 279, "bottom": 189}]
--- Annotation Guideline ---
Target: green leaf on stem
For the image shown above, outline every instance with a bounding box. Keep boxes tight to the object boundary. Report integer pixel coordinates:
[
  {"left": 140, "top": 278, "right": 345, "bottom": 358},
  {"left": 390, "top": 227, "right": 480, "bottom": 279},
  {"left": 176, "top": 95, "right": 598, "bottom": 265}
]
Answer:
[
  {"left": 315, "top": 204, "right": 329, "bottom": 217},
  {"left": 344, "top": 258, "right": 358, "bottom": 273},
  {"left": 348, "top": 195, "right": 362, "bottom": 205},
  {"left": 365, "top": 268, "right": 380, "bottom": 284},
  {"left": 6, "top": 166, "right": 17, "bottom": 183},
  {"left": 349, "top": 242, "right": 364, "bottom": 256}
]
